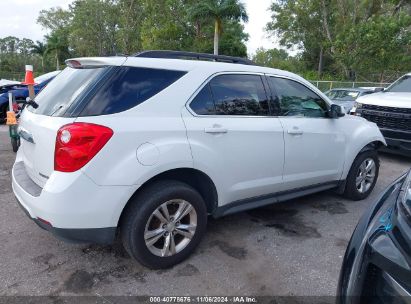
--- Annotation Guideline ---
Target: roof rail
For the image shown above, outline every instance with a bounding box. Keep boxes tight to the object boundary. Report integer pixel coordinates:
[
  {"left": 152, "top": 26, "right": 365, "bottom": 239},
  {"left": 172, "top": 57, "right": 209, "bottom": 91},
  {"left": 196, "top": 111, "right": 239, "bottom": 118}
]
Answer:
[{"left": 133, "top": 50, "right": 255, "bottom": 65}]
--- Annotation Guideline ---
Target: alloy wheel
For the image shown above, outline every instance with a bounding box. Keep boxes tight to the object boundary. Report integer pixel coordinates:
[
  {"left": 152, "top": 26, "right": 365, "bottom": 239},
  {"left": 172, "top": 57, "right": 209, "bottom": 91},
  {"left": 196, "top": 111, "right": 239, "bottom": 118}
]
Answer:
[
  {"left": 144, "top": 199, "right": 197, "bottom": 257},
  {"left": 356, "top": 158, "right": 376, "bottom": 193}
]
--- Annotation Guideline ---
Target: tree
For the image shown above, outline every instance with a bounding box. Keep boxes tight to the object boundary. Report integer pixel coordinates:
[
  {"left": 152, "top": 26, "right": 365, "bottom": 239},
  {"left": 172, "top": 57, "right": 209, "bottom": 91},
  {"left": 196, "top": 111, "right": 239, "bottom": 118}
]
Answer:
[
  {"left": 37, "top": 7, "right": 72, "bottom": 32},
  {"left": 140, "top": 0, "right": 195, "bottom": 51},
  {"left": 69, "top": 0, "right": 120, "bottom": 56},
  {"left": 45, "top": 31, "right": 70, "bottom": 70},
  {"left": 117, "top": 0, "right": 143, "bottom": 54},
  {"left": 37, "top": 6, "right": 72, "bottom": 70},
  {"left": 189, "top": 0, "right": 248, "bottom": 55},
  {"left": 32, "top": 41, "right": 47, "bottom": 72},
  {"left": 267, "top": 0, "right": 411, "bottom": 80}
]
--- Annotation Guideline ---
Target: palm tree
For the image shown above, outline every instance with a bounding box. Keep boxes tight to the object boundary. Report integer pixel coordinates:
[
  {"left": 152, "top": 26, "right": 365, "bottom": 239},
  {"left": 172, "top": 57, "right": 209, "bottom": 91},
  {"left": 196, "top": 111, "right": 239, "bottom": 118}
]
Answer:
[
  {"left": 45, "top": 31, "right": 69, "bottom": 70},
  {"left": 32, "top": 41, "right": 46, "bottom": 72},
  {"left": 189, "top": 0, "right": 248, "bottom": 55}
]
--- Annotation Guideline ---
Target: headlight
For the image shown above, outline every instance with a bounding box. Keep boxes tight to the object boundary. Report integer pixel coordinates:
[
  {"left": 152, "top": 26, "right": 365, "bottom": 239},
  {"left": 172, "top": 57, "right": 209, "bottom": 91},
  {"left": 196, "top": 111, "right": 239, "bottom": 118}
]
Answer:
[
  {"left": 399, "top": 170, "right": 411, "bottom": 220},
  {"left": 350, "top": 102, "right": 363, "bottom": 115},
  {"left": 354, "top": 102, "right": 363, "bottom": 109}
]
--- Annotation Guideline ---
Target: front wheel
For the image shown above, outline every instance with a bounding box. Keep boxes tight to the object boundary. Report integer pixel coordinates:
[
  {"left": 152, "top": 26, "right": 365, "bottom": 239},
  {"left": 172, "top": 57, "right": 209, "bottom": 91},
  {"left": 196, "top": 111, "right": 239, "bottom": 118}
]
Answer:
[
  {"left": 121, "top": 180, "right": 207, "bottom": 269},
  {"left": 344, "top": 150, "right": 379, "bottom": 201}
]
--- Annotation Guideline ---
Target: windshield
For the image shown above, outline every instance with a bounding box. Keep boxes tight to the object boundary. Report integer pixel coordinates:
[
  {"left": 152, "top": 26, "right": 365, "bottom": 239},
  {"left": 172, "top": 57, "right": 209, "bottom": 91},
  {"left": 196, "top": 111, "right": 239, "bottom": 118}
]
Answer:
[
  {"left": 386, "top": 75, "right": 411, "bottom": 93},
  {"left": 326, "top": 90, "right": 360, "bottom": 101},
  {"left": 29, "top": 67, "right": 108, "bottom": 116}
]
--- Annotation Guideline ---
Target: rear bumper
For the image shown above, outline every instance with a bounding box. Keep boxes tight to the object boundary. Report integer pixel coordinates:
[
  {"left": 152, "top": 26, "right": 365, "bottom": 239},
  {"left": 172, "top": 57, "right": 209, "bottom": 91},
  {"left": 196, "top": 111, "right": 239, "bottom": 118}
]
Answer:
[
  {"left": 15, "top": 195, "right": 116, "bottom": 244},
  {"left": 12, "top": 160, "right": 136, "bottom": 244}
]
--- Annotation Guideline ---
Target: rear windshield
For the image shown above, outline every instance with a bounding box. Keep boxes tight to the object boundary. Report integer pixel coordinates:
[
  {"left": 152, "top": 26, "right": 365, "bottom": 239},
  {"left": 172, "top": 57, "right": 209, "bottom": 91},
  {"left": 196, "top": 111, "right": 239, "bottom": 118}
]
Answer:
[
  {"left": 30, "top": 67, "right": 106, "bottom": 116},
  {"left": 30, "top": 66, "right": 186, "bottom": 117}
]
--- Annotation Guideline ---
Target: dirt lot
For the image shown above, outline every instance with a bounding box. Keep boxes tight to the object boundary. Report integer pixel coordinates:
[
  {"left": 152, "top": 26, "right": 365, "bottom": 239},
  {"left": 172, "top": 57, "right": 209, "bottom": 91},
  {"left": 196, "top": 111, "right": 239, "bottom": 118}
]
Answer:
[{"left": 0, "top": 124, "right": 410, "bottom": 297}]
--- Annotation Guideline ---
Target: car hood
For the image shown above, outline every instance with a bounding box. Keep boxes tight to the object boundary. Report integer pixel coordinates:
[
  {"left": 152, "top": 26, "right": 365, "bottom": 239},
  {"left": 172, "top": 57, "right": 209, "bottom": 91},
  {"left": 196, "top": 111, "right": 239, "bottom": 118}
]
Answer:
[{"left": 357, "top": 92, "right": 411, "bottom": 108}]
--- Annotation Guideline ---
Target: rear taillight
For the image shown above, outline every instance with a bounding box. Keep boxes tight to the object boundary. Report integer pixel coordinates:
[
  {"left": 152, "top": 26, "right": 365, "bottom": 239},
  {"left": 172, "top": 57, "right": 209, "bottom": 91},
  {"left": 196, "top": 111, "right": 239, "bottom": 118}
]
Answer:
[{"left": 54, "top": 123, "right": 113, "bottom": 172}]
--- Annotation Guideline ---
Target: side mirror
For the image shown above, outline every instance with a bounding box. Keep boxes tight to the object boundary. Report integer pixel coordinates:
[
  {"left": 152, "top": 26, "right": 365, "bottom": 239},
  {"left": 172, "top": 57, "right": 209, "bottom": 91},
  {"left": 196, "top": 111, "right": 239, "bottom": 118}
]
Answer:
[
  {"left": 329, "top": 104, "right": 345, "bottom": 118},
  {"left": 374, "top": 87, "right": 385, "bottom": 92}
]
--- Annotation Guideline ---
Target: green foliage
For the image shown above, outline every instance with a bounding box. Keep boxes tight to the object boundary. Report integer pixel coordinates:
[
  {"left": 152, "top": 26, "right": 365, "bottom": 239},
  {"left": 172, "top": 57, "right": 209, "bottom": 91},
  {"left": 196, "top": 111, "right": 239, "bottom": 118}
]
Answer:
[
  {"left": 140, "top": 0, "right": 195, "bottom": 51},
  {"left": 0, "top": 37, "right": 37, "bottom": 78},
  {"left": 189, "top": 0, "right": 248, "bottom": 55},
  {"left": 45, "top": 30, "right": 70, "bottom": 70},
  {"left": 29, "top": 0, "right": 248, "bottom": 60},
  {"left": 69, "top": 0, "right": 119, "bottom": 56},
  {"left": 37, "top": 7, "right": 72, "bottom": 32},
  {"left": 267, "top": 0, "right": 411, "bottom": 81},
  {"left": 2, "top": 0, "right": 409, "bottom": 81}
]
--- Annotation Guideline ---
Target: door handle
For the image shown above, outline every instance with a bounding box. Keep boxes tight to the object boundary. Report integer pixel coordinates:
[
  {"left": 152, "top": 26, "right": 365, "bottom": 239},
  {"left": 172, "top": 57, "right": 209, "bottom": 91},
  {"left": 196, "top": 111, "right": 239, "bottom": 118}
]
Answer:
[
  {"left": 287, "top": 128, "right": 303, "bottom": 135},
  {"left": 204, "top": 126, "right": 228, "bottom": 134}
]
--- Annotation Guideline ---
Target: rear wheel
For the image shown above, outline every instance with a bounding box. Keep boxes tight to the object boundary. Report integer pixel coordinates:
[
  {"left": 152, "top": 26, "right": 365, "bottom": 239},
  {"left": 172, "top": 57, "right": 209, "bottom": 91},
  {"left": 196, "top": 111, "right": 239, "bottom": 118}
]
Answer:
[
  {"left": 344, "top": 150, "right": 379, "bottom": 200},
  {"left": 121, "top": 180, "right": 207, "bottom": 269}
]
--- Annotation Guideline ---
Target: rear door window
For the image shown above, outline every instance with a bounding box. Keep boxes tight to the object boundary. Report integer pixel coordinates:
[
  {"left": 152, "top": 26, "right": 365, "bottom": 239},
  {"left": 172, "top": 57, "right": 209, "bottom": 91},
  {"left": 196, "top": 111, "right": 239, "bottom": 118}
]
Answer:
[
  {"left": 190, "top": 84, "right": 216, "bottom": 115},
  {"left": 210, "top": 74, "right": 269, "bottom": 116},
  {"left": 189, "top": 74, "right": 269, "bottom": 116},
  {"left": 80, "top": 67, "right": 186, "bottom": 116}
]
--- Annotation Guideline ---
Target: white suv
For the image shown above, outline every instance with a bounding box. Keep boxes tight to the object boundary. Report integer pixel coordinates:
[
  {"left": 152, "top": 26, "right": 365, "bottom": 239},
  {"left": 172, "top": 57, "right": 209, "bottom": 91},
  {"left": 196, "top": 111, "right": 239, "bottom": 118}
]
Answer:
[{"left": 12, "top": 51, "right": 385, "bottom": 269}]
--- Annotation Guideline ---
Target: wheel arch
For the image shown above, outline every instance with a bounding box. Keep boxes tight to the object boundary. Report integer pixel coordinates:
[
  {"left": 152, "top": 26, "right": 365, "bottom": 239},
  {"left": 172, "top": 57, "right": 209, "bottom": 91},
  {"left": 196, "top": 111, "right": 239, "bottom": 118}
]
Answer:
[
  {"left": 342, "top": 139, "right": 384, "bottom": 180},
  {"left": 118, "top": 167, "right": 218, "bottom": 227}
]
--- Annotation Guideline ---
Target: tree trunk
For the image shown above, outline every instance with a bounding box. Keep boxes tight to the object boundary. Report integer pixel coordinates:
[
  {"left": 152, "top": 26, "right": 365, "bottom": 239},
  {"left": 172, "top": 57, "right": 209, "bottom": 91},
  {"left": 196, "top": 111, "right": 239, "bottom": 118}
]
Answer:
[
  {"left": 41, "top": 57, "right": 44, "bottom": 72},
  {"left": 214, "top": 19, "right": 220, "bottom": 55},
  {"left": 56, "top": 52, "right": 60, "bottom": 71},
  {"left": 393, "top": 0, "right": 405, "bottom": 15},
  {"left": 321, "top": 0, "right": 349, "bottom": 79},
  {"left": 318, "top": 47, "right": 324, "bottom": 78}
]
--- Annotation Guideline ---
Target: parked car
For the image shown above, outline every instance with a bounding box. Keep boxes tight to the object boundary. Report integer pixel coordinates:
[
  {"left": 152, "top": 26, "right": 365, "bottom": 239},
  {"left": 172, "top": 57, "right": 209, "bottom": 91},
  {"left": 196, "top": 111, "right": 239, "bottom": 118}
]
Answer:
[
  {"left": 12, "top": 51, "right": 385, "bottom": 269},
  {"left": 325, "top": 88, "right": 377, "bottom": 113},
  {"left": 0, "top": 71, "right": 60, "bottom": 123},
  {"left": 0, "top": 79, "right": 20, "bottom": 86},
  {"left": 337, "top": 169, "right": 411, "bottom": 303},
  {"left": 351, "top": 73, "right": 411, "bottom": 157}
]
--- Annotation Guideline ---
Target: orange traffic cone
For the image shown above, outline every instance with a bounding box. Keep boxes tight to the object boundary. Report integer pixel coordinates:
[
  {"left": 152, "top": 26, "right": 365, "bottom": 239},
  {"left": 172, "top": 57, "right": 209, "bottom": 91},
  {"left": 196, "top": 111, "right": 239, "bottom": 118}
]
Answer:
[{"left": 22, "top": 65, "right": 36, "bottom": 85}]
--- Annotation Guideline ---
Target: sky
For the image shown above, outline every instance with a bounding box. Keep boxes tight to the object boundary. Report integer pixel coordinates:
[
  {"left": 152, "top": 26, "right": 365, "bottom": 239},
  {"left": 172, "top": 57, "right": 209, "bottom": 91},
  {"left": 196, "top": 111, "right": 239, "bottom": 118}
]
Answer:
[{"left": 0, "top": 0, "right": 278, "bottom": 56}]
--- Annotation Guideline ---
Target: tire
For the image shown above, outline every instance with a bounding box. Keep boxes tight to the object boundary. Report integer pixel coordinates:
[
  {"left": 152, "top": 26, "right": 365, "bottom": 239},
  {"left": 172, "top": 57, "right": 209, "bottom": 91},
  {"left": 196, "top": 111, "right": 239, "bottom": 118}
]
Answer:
[
  {"left": 121, "top": 180, "right": 207, "bottom": 269},
  {"left": 344, "top": 149, "right": 379, "bottom": 201},
  {"left": 11, "top": 137, "right": 20, "bottom": 153}
]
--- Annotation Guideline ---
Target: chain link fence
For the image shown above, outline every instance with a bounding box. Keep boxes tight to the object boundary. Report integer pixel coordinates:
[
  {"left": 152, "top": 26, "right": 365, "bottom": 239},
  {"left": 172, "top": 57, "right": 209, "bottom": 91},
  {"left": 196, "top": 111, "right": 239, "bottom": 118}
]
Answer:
[
  {"left": 0, "top": 71, "right": 25, "bottom": 81},
  {"left": 310, "top": 80, "right": 392, "bottom": 92}
]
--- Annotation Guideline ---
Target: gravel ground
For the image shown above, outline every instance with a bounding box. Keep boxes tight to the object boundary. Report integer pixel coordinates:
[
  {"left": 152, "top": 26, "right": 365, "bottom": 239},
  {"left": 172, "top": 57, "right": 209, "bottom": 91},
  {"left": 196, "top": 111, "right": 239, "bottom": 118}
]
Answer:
[{"left": 0, "top": 124, "right": 410, "bottom": 297}]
